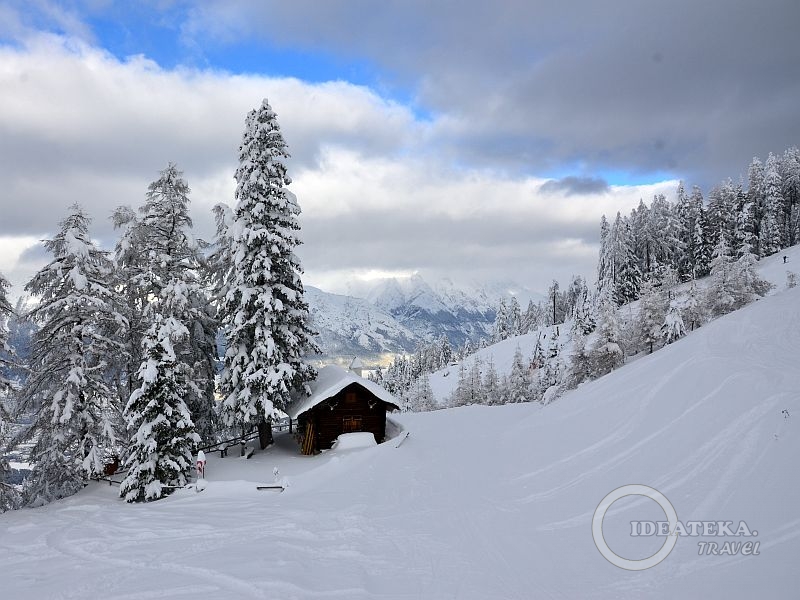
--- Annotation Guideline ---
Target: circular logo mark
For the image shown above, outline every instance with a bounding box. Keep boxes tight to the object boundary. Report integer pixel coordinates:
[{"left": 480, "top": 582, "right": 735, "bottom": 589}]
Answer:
[{"left": 592, "top": 484, "right": 678, "bottom": 571}]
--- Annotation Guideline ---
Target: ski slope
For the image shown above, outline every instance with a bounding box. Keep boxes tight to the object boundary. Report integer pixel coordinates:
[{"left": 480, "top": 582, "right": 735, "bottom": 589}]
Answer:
[{"left": 1, "top": 286, "right": 799, "bottom": 598}]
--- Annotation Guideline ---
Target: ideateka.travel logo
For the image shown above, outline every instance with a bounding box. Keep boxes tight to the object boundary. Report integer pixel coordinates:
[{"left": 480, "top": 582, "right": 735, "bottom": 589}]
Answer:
[{"left": 592, "top": 484, "right": 760, "bottom": 571}]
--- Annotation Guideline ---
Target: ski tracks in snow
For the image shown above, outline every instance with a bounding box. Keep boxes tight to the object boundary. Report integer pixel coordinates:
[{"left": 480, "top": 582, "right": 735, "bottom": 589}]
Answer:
[{"left": 41, "top": 506, "right": 273, "bottom": 600}]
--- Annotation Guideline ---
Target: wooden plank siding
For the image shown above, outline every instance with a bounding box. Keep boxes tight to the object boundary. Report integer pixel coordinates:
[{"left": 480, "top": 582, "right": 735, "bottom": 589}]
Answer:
[{"left": 298, "top": 382, "right": 391, "bottom": 453}]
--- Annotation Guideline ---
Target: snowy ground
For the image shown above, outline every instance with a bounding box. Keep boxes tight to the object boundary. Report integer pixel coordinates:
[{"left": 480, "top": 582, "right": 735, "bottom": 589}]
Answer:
[{"left": 2, "top": 286, "right": 800, "bottom": 598}]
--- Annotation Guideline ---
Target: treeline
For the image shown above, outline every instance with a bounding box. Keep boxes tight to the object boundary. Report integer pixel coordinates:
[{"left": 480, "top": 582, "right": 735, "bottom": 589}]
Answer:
[
  {"left": 598, "top": 148, "right": 800, "bottom": 305},
  {"left": 0, "top": 99, "right": 317, "bottom": 510},
  {"left": 394, "top": 147, "right": 798, "bottom": 413}
]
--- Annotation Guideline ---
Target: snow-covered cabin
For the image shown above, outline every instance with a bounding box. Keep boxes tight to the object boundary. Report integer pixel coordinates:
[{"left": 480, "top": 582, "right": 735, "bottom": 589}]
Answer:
[{"left": 287, "top": 365, "right": 399, "bottom": 455}]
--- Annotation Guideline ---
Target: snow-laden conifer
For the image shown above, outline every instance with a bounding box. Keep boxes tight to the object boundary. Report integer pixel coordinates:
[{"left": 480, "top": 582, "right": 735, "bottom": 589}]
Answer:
[
  {"left": 482, "top": 356, "right": 503, "bottom": 405},
  {"left": 0, "top": 271, "right": 21, "bottom": 511},
  {"left": 705, "top": 235, "right": 736, "bottom": 317},
  {"left": 636, "top": 281, "right": 666, "bottom": 354},
  {"left": 14, "top": 206, "right": 125, "bottom": 506},
  {"left": 507, "top": 346, "right": 532, "bottom": 403},
  {"left": 408, "top": 374, "right": 437, "bottom": 412},
  {"left": 588, "top": 294, "right": 624, "bottom": 376},
  {"left": 219, "top": 100, "right": 318, "bottom": 432},
  {"left": 662, "top": 299, "right": 687, "bottom": 345},
  {"left": 114, "top": 165, "right": 219, "bottom": 442},
  {"left": 119, "top": 313, "right": 200, "bottom": 502},
  {"left": 731, "top": 248, "right": 772, "bottom": 308},
  {"left": 492, "top": 298, "right": 510, "bottom": 342},
  {"left": 759, "top": 153, "right": 783, "bottom": 257}
]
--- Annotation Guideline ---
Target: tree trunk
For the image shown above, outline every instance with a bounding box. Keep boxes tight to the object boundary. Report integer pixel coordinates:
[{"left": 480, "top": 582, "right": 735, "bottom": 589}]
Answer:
[{"left": 257, "top": 418, "right": 273, "bottom": 449}]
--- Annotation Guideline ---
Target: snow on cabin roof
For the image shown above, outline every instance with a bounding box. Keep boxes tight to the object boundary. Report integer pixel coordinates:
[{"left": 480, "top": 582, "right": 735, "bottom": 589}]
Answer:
[
  {"left": 287, "top": 365, "right": 399, "bottom": 420},
  {"left": 349, "top": 356, "right": 364, "bottom": 370}
]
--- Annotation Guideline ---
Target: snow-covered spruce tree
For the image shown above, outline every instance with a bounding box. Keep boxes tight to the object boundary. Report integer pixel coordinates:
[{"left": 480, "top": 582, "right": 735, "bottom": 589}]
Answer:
[
  {"left": 507, "top": 296, "right": 522, "bottom": 337},
  {"left": 636, "top": 280, "right": 666, "bottom": 354},
  {"left": 782, "top": 147, "right": 800, "bottom": 246},
  {"left": 705, "top": 235, "right": 736, "bottom": 318},
  {"left": 0, "top": 271, "right": 21, "bottom": 512},
  {"left": 731, "top": 247, "right": 772, "bottom": 308},
  {"left": 408, "top": 375, "right": 436, "bottom": 412},
  {"left": 492, "top": 298, "right": 510, "bottom": 342},
  {"left": 521, "top": 299, "right": 542, "bottom": 334},
  {"left": 615, "top": 217, "right": 642, "bottom": 304},
  {"left": 448, "top": 362, "right": 468, "bottom": 407},
  {"left": 747, "top": 157, "right": 765, "bottom": 256},
  {"left": 507, "top": 346, "right": 532, "bottom": 403},
  {"left": 662, "top": 298, "right": 687, "bottom": 345},
  {"left": 219, "top": 99, "right": 318, "bottom": 437},
  {"left": 588, "top": 294, "right": 624, "bottom": 377},
  {"left": 467, "top": 358, "right": 485, "bottom": 405},
  {"left": 0, "top": 271, "right": 14, "bottom": 392},
  {"left": 119, "top": 314, "right": 200, "bottom": 502},
  {"left": 13, "top": 207, "right": 125, "bottom": 506},
  {"left": 115, "top": 165, "right": 219, "bottom": 443},
  {"left": 571, "top": 286, "right": 595, "bottom": 335},
  {"left": 207, "top": 202, "right": 235, "bottom": 309},
  {"left": 566, "top": 332, "right": 592, "bottom": 390},
  {"left": 680, "top": 282, "right": 705, "bottom": 332},
  {"left": 482, "top": 356, "right": 503, "bottom": 405},
  {"left": 759, "top": 153, "right": 784, "bottom": 257}
]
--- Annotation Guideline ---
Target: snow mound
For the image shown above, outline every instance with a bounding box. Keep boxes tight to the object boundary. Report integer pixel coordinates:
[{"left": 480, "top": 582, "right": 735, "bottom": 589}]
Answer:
[{"left": 330, "top": 432, "right": 378, "bottom": 451}]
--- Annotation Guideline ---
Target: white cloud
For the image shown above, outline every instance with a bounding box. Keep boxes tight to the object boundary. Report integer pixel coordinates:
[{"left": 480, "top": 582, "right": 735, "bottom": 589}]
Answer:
[{"left": 0, "top": 34, "right": 676, "bottom": 300}]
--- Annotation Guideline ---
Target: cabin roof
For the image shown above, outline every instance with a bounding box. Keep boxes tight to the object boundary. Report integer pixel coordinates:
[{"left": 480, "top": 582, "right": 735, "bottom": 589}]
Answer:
[
  {"left": 287, "top": 364, "right": 399, "bottom": 420},
  {"left": 349, "top": 356, "right": 364, "bottom": 370}
]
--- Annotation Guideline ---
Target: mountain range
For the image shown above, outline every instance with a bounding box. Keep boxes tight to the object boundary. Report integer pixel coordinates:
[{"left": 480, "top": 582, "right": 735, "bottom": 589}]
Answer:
[{"left": 306, "top": 274, "right": 542, "bottom": 361}]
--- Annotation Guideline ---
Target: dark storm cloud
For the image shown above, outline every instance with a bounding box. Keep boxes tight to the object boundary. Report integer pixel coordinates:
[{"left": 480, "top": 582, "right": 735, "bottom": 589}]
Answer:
[
  {"left": 539, "top": 177, "right": 609, "bottom": 196},
  {"left": 186, "top": 0, "right": 800, "bottom": 187}
]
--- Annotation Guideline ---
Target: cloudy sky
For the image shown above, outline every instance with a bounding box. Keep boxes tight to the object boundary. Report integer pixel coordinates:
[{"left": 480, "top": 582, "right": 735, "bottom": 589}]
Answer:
[{"left": 1, "top": 1, "right": 798, "bottom": 297}]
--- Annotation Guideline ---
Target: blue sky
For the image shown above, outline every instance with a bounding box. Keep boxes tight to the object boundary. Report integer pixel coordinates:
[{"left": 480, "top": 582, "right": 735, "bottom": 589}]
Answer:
[{"left": 0, "top": 0, "right": 797, "bottom": 294}]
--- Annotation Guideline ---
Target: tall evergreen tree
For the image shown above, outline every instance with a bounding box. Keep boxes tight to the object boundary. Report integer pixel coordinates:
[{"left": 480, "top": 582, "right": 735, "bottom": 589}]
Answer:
[
  {"left": 747, "top": 157, "right": 766, "bottom": 256},
  {"left": 780, "top": 147, "right": 800, "bottom": 246},
  {"left": 219, "top": 99, "right": 318, "bottom": 435},
  {"left": 0, "top": 271, "right": 21, "bottom": 512},
  {"left": 0, "top": 272, "right": 14, "bottom": 394},
  {"left": 636, "top": 280, "right": 665, "bottom": 354},
  {"left": 492, "top": 298, "right": 510, "bottom": 341},
  {"left": 113, "top": 165, "right": 219, "bottom": 442},
  {"left": 507, "top": 296, "right": 522, "bottom": 336},
  {"left": 13, "top": 207, "right": 125, "bottom": 506},
  {"left": 705, "top": 234, "right": 736, "bottom": 318},
  {"left": 706, "top": 180, "right": 738, "bottom": 251},
  {"left": 482, "top": 356, "right": 503, "bottom": 405},
  {"left": 507, "top": 346, "right": 532, "bottom": 403},
  {"left": 588, "top": 293, "right": 624, "bottom": 376},
  {"left": 615, "top": 217, "right": 642, "bottom": 305},
  {"left": 759, "top": 153, "right": 784, "bottom": 257},
  {"left": 731, "top": 249, "right": 772, "bottom": 308}
]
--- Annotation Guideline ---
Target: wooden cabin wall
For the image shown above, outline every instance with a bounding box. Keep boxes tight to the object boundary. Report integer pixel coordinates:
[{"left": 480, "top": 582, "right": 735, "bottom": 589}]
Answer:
[{"left": 307, "top": 383, "right": 389, "bottom": 451}]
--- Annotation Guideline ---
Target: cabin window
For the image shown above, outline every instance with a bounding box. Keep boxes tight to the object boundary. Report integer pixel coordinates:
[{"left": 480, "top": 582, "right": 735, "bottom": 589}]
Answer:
[
  {"left": 342, "top": 416, "right": 362, "bottom": 432},
  {"left": 344, "top": 392, "right": 357, "bottom": 404}
]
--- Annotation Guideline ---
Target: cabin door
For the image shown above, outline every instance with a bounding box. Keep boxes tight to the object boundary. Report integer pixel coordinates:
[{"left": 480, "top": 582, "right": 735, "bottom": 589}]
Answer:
[{"left": 342, "top": 416, "right": 363, "bottom": 433}]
